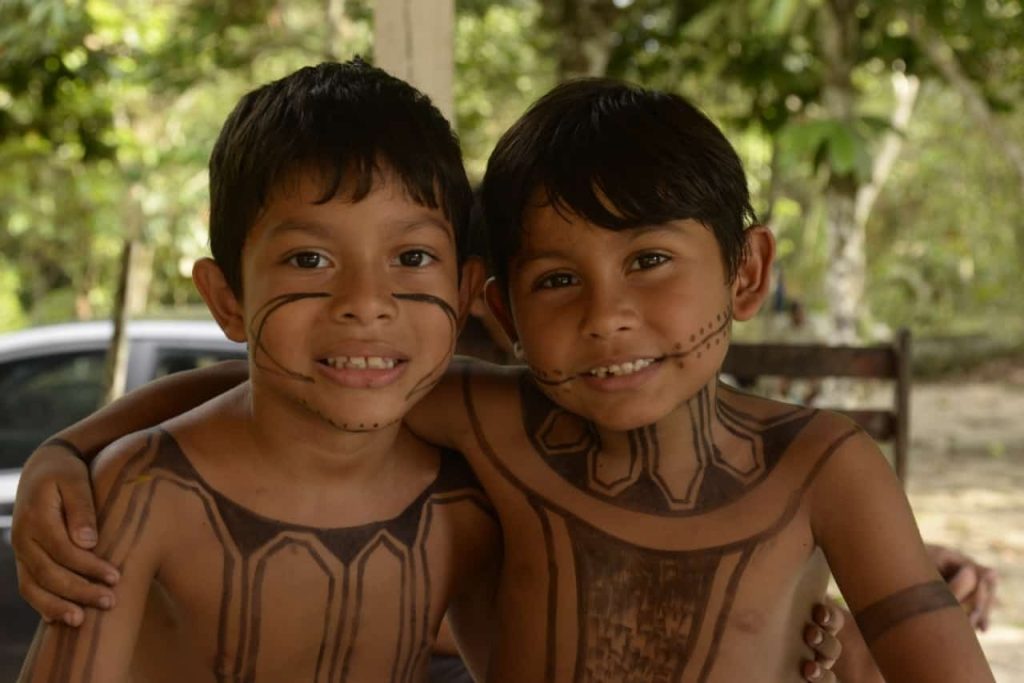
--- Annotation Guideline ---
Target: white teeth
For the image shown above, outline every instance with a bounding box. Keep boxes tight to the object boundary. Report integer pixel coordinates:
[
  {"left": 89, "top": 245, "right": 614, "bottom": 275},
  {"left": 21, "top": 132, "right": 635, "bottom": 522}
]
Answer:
[
  {"left": 323, "top": 356, "right": 397, "bottom": 370},
  {"left": 589, "top": 358, "right": 655, "bottom": 377}
]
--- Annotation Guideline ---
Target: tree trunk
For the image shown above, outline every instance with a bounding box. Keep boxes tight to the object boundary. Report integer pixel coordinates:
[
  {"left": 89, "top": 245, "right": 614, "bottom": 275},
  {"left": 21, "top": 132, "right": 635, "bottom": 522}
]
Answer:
[
  {"left": 541, "top": 0, "right": 621, "bottom": 80},
  {"left": 103, "top": 239, "right": 135, "bottom": 404},
  {"left": 819, "top": 0, "right": 862, "bottom": 343},
  {"left": 103, "top": 187, "right": 145, "bottom": 404},
  {"left": 855, "top": 72, "right": 919, "bottom": 229}
]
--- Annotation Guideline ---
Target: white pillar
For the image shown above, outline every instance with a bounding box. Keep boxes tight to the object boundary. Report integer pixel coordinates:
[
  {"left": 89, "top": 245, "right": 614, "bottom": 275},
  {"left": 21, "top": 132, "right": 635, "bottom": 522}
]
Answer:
[{"left": 374, "top": 0, "right": 455, "bottom": 124}]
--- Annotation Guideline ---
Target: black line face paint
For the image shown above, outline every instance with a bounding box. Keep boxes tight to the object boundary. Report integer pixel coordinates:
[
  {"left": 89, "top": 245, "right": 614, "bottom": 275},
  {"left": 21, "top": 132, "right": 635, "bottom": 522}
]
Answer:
[
  {"left": 528, "top": 306, "right": 733, "bottom": 388},
  {"left": 391, "top": 292, "right": 458, "bottom": 402},
  {"left": 248, "top": 292, "right": 332, "bottom": 383},
  {"left": 42, "top": 431, "right": 493, "bottom": 683},
  {"left": 461, "top": 368, "right": 849, "bottom": 681},
  {"left": 246, "top": 290, "right": 456, "bottom": 434}
]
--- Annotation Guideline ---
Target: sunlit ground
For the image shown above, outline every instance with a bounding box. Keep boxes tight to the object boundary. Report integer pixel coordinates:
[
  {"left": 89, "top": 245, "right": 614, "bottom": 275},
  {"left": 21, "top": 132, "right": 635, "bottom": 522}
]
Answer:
[{"left": 906, "top": 374, "right": 1024, "bottom": 683}]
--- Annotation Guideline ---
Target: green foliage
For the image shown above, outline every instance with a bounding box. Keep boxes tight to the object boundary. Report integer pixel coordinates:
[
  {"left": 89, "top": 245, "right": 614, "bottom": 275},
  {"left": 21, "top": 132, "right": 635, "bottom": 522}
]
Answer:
[
  {"left": 454, "top": 2, "right": 553, "bottom": 179},
  {"left": 0, "top": 0, "right": 1021, "bottom": 368}
]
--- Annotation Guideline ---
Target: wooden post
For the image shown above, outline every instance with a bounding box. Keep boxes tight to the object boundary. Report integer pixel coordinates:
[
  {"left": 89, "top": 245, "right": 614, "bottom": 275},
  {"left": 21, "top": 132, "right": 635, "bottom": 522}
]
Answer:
[
  {"left": 373, "top": 0, "right": 455, "bottom": 123},
  {"left": 894, "top": 327, "right": 912, "bottom": 484}
]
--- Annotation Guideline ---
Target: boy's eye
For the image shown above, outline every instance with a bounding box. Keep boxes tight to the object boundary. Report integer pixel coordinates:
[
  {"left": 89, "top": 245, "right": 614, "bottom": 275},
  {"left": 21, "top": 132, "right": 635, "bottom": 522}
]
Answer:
[
  {"left": 288, "top": 252, "right": 329, "bottom": 269},
  {"left": 631, "top": 252, "right": 670, "bottom": 271},
  {"left": 395, "top": 249, "right": 436, "bottom": 268},
  {"left": 537, "top": 272, "right": 578, "bottom": 289}
]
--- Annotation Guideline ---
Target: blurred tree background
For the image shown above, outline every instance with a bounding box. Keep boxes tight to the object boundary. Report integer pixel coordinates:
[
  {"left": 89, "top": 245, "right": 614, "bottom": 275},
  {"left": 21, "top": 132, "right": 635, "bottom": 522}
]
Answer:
[{"left": 1, "top": 0, "right": 1022, "bottom": 373}]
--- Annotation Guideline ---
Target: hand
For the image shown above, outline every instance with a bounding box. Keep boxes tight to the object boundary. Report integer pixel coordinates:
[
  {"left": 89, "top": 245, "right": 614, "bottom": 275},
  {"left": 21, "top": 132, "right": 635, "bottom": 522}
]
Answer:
[
  {"left": 12, "top": 439, "right": 119, "bottom": 626},
  {"left": 927, "top": 543, "right": 998, "bottom": 631},
  {"left": 802, "top": 602, "right": 845, "bottom": 682}
]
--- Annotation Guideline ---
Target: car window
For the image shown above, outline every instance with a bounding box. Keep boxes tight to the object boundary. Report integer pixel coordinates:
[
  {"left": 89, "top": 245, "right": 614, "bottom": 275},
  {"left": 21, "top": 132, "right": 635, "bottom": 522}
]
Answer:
[
  {"left": 0, "top": 352, "right": 106, "bottom": 469},
  {"left": 152, "top": 348, "right": 246, "bottom": 378}
]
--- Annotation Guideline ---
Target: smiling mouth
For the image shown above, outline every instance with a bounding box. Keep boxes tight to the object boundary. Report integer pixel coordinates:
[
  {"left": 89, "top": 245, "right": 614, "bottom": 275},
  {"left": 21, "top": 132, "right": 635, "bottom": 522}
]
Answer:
[
  {"left": 587, "top": 357, "right": 659, "bottom": 378},
  {"left": 319, "top": 356, "right": 404, "bottom": 370}
]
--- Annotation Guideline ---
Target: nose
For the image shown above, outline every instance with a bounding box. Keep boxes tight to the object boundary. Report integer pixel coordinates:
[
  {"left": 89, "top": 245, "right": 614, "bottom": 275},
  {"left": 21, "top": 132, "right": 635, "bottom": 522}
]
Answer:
[
  {"left": 580, "top": 282, "right": 637, "bottom": 339},
  {"left": 329, "top": 264, "right": 399, "bottom": 324}
]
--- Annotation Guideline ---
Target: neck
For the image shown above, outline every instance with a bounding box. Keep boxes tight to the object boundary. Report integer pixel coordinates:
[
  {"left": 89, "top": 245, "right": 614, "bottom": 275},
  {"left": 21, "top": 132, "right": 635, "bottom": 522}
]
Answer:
[
  {"left": 588, "top": 380, "right": 746, "bottom": 510},
  {"left": 244, "top": 380, "right": 408, "bottom": 484},
  {"left": 594, "top": 380, "right": 723, "bottom": 459}
]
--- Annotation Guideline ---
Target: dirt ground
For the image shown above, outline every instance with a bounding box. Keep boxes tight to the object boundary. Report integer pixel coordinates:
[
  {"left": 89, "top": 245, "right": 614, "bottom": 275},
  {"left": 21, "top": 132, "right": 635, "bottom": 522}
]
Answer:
[{"left": 903, "top": 362, "right": 1024, "bottom": 682}]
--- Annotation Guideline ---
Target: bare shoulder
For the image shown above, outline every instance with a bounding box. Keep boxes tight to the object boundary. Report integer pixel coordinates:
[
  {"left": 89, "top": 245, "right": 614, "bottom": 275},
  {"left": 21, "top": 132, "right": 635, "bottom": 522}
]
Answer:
[
  {"left": 408, "top": 357, "right": 523, "bottom": 448},
  {"left": 90, "top": 430, "right": 167, "bottom": 509},
  {"left": 718, "top": 382, "right": 870, "bottom": 454}
]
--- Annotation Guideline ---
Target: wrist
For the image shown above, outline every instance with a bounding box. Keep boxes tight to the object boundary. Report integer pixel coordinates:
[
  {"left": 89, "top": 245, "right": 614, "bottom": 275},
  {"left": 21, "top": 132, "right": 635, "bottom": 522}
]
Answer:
[{"left": 41, "top": 437, "right": 88, "bottom": 462}]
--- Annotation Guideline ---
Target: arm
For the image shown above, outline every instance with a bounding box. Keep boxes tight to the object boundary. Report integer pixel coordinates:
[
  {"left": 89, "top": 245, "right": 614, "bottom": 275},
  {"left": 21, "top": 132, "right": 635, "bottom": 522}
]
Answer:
[
  {"left": 12, "top": 361, "right": 247, "bottom": 624},
  {"left": 830, "top": 544, "right": 998, "bottom": 683},
  {"left": 811, "top": 427, "right": 994, "bottom": 683},
  {"left": 17, "top": 432, "right": 165, "bottom": 682},
  {"left": 405, "top": 356, "right": 513, "bottom": 450}
]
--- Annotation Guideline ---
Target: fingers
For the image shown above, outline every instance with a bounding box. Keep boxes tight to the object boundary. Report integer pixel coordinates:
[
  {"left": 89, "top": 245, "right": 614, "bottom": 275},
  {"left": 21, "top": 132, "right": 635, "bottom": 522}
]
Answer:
[
  {"left": 969, "top": 566, "right": 998, "bottom": 631},
  {"left": 812, "top": 601, "right": 845, "bottom": 635},
  {"left": 16, "top": 551, "right": 116, "bottom": 627},
  {"left": 803, "top": 601, "right": 845, "bottom": 682},
  {"left": 945, "top": 564, "right": 978, "bottom": 602},
  {"left": 805, "top": 622, "right": 841, "bottom": 663},
  {"left": 16, "top": 539, "right": 118, "bottom": 619},
  {"left": 17, "top": 484, "right": 118, "bottom": 587},
  {"left": 943, "top": 560, "right": 999, "bottom": 631},
  {"left": 59, "top": 478, "right": 100, "bottom": 550},
  {"left": 802, "top": 659, "right": 837, "bottom": 682}
]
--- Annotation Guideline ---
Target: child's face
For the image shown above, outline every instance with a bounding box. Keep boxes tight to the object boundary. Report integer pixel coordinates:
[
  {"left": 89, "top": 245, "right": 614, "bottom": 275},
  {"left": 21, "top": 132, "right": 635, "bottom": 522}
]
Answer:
[
  {"left": 502, "top": 204, "right": 744, "bottom": 431},
  {"left": 232, "top": 170, "right": 461, "bottom": 432}
]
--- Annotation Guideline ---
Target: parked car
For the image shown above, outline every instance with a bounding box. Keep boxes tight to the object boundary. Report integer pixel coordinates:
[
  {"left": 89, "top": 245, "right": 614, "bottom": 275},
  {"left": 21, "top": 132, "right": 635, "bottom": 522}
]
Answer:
[{"left": 0, "top": 319, "right": 245, "bottom": 678}]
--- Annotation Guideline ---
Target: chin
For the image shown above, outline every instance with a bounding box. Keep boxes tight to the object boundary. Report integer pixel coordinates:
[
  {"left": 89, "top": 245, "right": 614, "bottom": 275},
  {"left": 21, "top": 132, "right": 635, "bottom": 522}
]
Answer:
[{"left": 302, "top": 397, "right": 406, "bottom": 433}]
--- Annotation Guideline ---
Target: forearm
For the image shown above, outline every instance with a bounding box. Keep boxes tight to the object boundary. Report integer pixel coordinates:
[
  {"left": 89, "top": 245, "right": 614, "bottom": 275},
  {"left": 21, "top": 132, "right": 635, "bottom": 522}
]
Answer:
[
  {"left": 54, "top": 360, "right": 248, "bottom": 463},
  {"left": 831, "top": 608, "right": 885, "bottom": 683}
]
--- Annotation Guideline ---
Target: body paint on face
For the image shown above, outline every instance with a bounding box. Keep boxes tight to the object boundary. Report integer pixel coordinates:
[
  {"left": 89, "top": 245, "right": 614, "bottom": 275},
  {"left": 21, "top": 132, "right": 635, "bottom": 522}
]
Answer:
[
  {"left": 249, "top": 292, "right": 332, "bottom": 383},
  {"left": 391, "top": 292, "right": 458, "bottom": 402},
  {"left": 528, "top": 306, "right": 733, "bottom": 387}
]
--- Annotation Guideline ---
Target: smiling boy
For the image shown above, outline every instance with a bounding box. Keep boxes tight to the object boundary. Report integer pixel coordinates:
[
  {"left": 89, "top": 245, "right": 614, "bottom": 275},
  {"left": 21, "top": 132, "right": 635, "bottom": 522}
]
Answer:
[
  {"left": 16, "top": 61, "right": 500, "bottom": 683},
  {"left": 427, "top": 78, "right": 991, "bottom": 681}
]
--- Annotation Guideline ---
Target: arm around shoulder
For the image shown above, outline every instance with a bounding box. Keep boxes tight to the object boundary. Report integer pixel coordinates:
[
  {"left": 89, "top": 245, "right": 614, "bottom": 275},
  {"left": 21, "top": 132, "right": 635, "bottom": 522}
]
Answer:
[
  {"left": 18, "top": 432, "right": 169, "bottom": 683},
  {"left": 808, "top": 419, "right": 994, "bottom": 683},
  {"left": 405, "top": 356, "right": 513, "bottom": 449}
]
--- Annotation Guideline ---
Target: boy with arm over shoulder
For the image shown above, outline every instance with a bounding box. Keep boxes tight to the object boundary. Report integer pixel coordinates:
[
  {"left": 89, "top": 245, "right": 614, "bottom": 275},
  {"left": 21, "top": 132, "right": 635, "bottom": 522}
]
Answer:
[
  {"left": 408, "top": 79, "right": 993, "bottom": 681},
  {"left": 17, "top": 60, "right": 500, "bottom": 683}
]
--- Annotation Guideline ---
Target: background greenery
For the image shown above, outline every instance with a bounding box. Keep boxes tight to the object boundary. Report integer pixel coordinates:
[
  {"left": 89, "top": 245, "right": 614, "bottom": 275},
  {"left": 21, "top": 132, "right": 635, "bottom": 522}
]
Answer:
[{"left": 1, "top": 0, "right": 1022, "bottom": 373}]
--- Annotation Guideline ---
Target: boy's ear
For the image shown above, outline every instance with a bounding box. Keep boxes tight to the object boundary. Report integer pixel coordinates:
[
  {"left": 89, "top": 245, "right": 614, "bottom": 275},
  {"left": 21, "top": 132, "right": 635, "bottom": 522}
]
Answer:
[
  {"left": 483, "top": 277, "right": 517, "bottom": 343},
  {"left": 731, "top": 225, "right": 775, "bottom": 322},
  {"left": 193, "top": 258, "right": 246, "bottom": 343},
  {"left": 457, "top": 257, "right": 487, "bottom": 331}
]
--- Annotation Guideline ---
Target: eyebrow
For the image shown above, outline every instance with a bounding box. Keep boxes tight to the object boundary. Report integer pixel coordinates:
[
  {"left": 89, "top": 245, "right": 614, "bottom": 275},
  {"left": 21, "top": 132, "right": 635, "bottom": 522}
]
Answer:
[
  {"left": 514, "top": 223, "right": 690, "bottom": 267},
  {"left": 265, "top": 215, "right": 454, "bottom": 243}
]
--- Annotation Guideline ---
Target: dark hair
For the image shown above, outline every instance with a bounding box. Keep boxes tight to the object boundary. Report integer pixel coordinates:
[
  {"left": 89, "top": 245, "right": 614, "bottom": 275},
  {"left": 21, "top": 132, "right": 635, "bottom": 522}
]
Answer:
[
  {"left": 209, "top": 59, "right": 471, "bottom": 295},
  {"left": 481, "top": 78, "right": 756, "bottom": 292}
]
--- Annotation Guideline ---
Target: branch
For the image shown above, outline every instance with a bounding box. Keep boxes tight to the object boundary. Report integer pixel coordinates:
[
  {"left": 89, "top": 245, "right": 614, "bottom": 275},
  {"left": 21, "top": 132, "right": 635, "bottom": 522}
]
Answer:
[
  {"left": 909, "top": 13, "right": 1024, "bottom": 190},
  {"left": 855, "top": 71, "right": 919, "bottom": 228}
]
